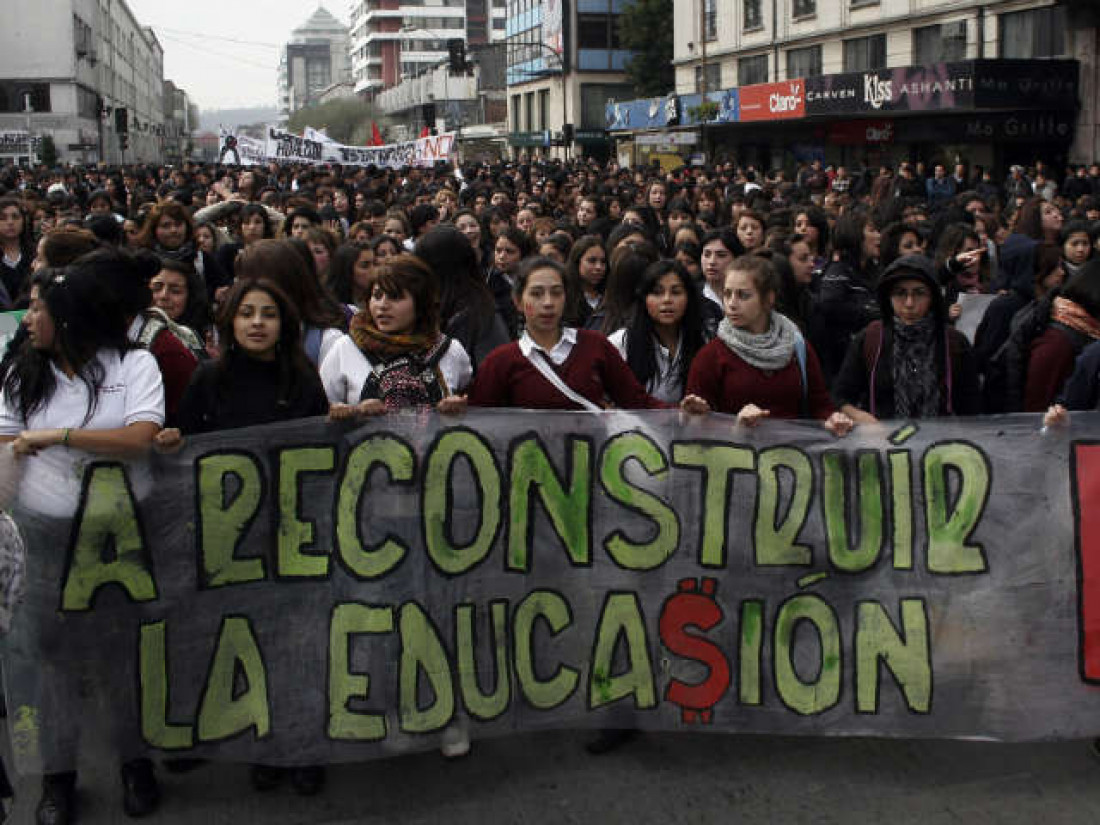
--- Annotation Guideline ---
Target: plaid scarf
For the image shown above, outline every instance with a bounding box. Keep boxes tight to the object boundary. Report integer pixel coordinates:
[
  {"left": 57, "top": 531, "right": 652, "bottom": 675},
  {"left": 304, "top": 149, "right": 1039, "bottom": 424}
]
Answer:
[
  {"left": 349, "top": 313, "right": 448, "bottom": 411},
  {"left": 1052, "top": 297, "right": 1100, "bottom": 341}
]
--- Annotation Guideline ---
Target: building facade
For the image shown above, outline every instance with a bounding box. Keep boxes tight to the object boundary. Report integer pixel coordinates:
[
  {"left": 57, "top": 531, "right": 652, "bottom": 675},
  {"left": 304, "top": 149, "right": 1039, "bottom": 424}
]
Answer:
[
  {"left": 349, "top": 0, "right": 507, "bottom": 95},
  {"left": 278, "top": 7, "right": 352, "bottom": 116},
  {"left": 505, "top": 0, "right": 633, "bottom": 160},
  {"left": 162, "top": 80, "right": 197, "bottom": 163},
  {"left": 0, "top": 0, "right": 167, "bottom": 165},
  {"left": 605, "top": 0, "right": 1094, "bottom": 171}
]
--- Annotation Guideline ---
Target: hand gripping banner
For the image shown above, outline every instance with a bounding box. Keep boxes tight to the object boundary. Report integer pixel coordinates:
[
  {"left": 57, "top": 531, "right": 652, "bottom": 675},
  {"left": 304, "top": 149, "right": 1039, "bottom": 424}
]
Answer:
[{"left": 3, "top": 410, "right": 1100, "bottom": 774}]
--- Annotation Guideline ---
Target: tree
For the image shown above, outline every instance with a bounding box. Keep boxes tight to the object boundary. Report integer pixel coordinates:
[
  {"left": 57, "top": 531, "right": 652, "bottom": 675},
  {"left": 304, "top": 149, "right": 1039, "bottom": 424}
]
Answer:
[
  {"left": 287, "top": 98, "right": 389, "bottom": 146},
  {"left": 38, "top": 134, "right": 57, "bottom": 167},
  {"left": 618, "top": 0, "right": 675, "bottom": 98}
]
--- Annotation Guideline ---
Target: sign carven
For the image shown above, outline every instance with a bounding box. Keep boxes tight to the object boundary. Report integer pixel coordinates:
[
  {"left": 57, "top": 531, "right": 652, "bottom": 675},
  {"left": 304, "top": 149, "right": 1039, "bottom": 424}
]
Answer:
[{"left": 6, "top": 411, "right": 1100, "bottom": 775}]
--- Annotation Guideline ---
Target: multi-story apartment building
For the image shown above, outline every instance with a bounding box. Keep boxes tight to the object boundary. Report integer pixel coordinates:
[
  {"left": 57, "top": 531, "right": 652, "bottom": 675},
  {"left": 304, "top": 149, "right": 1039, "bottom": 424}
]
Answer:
[
  {"left": 163, "top": 80, "right": 197, "bottom": 164},
  {"left": 0, "top": 0, "right": 168, "bottom": 165},
  {"left": 505, "top": 0, "right": 633, "bottom": 160},
  {"left": 349, "top": 0, "right": 507, "bottom": 95},
  {"left": 607, "top": 0, "right": 1094, "bottom": 171},
  {"left": 279, "top": 7, "right": 351, "bottom": 117}
]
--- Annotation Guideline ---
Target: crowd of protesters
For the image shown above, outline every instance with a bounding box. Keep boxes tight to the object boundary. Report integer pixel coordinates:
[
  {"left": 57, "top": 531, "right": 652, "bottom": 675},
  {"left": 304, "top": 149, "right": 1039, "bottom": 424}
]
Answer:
[{"left": 1, "top": 152, "right": 1100, "bottom": 823}]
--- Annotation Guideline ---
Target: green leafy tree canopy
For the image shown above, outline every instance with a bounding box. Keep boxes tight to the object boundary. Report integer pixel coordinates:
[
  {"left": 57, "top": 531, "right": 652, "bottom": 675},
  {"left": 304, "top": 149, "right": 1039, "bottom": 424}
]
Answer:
[{"left": 618, "top": 0, "right": 675, "bottom": 98}]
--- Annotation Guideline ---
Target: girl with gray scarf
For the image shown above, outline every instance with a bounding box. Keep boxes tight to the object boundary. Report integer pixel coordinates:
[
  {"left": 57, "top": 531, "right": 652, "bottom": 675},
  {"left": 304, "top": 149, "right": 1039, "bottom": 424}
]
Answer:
[
  {"left": 685, "top": 254, "right": 853, "bottom": 435},
  {"left": 834, "top": 254, "right": 982, "bottom": 421}
]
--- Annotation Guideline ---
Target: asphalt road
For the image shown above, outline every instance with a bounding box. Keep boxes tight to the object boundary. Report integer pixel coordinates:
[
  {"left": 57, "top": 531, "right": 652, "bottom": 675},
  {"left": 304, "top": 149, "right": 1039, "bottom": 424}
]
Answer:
[{"left": 5, "top": 729, "right": 1100, "bottom": 824}]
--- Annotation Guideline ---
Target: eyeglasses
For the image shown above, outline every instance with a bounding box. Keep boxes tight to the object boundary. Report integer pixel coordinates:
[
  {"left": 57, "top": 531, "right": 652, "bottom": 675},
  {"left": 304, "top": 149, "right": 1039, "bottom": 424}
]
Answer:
[{"left": 890, "top": 287, "right": 931, "bottom": 301}]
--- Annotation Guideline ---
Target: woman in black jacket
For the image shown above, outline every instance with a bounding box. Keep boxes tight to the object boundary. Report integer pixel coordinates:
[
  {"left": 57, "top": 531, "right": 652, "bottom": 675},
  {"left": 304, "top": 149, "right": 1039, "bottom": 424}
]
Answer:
[{"left": 833, "top": 255, "right": 982, "bottom": 421}]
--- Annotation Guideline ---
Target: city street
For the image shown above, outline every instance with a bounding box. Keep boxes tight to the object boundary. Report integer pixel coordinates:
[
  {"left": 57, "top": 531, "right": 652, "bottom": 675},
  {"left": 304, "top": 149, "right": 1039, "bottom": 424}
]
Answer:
[{"left": 5, "top": 728, "right": 1100, "bottom": 823}]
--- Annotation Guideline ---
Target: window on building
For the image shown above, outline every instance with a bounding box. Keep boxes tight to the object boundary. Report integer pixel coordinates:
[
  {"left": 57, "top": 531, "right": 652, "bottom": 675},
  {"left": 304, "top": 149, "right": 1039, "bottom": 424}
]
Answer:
[
  {"left": 581, "top": 83, "right": 631, "bottom": 128},
  {"left": 786, "top": 44, "right": 821, "bottom": 78},
  {"left": 1000, "top": 7, "right": 1066, "bottom": 59},
  {"left": 694, "top": 62, "right": 722, "bottom": 93},
  {"left": 739, "top": 54, "right": 768, "bottom": 85},
  {"left": 703, "top": 0, "right": 717, "bottom": 40},
  {"left": 538, "top": 88, "right": 550, "bottom": 129},
  {"left": 913, "top": 20, "right": 967, "bottom": 64},
  {"left": 511, "top": 93, "right": 521, "bottom": 131},
  {"left": 743, "top": 0, "right": 763, "bottom": 29},
  {"left": 577, "top": 14, "right": 619, "bottom": 49},
  {"left": 0, "top": 82, "right": 52, "bottom": 113},
  {"left": 524, "top": 90, "right": 534, "bottom": 131},
  {"left": 843, "top": 33, "right": 886, "bottom": 72},
  {"left": 792, "top": 0, "right": 815, "bottom": 18}
]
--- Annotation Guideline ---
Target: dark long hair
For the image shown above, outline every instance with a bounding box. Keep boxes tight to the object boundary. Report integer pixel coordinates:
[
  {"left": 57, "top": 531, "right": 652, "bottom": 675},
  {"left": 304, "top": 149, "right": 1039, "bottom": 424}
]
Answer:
[
  {"left": 1, "top": 263, "right": 132, "bottom": 424},
  {"left": 600, "top": 240, "right": 658, "bottom": 334},
  {"left": 215, "top": 278, "right": 312, "bottom": 408},
  {"left": 0, "top": 196, "right": 35, "bottom": 258},
  {"left": 134, "top": 200, "right": 195, "bottom": 251},
  {"left": 237, "top": 239, "right": 346, "bottom": 329},
  {"left": 624, "top": 259, "right": 707, "bottom": 393},
  {"left": 414, "top": 225, "right": 496, "bottom": 333},
  {"left": 328, "top": 242, "right": 371, "bottom": 306}
]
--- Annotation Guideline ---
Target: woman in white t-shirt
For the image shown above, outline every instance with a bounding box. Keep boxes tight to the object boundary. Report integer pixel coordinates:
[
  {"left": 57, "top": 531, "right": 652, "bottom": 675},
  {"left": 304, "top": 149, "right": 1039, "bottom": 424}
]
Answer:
[{"left": 0, "top": 262, "right": 164, "bottom": 824}]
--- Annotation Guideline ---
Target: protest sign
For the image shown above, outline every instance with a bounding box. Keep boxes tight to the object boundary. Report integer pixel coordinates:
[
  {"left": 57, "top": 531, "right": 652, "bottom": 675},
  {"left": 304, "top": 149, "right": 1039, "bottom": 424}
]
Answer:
[
  {"left": 216, "top": 130, "right": 456, "bottom": 169},
  {"left": 3, "top": 410, "right": 1098, "bottom": 775},
  {"left": 954, "top": 293, "right": 997, "bottom": 344}
]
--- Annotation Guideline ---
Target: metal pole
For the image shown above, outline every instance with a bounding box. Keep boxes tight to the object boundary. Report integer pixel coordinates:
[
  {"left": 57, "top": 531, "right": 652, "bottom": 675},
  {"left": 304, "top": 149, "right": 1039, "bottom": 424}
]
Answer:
[{"left": 700, "top": 0, "right": 708, "bottom": 95}]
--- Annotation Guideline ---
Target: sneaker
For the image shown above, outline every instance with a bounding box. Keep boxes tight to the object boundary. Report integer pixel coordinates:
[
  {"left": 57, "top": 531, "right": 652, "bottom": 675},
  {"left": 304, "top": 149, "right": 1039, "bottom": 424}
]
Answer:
[{"left": 440, "top": 718, "right": 471, "bottom": 759}]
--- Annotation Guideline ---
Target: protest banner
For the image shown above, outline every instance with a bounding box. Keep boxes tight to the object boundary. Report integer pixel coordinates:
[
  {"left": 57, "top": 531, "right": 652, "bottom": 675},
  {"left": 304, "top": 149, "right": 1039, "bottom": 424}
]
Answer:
[
  {"left": 3, "top": 409, "right": 1098, "bottom": 775},
  {"left": 216, "top": 130, "right": 456, "bottom": 170}
]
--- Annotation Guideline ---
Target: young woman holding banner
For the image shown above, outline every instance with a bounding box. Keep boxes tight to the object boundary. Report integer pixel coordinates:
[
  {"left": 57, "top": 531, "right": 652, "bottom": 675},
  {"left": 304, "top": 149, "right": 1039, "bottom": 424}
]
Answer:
[
  {"left": 0, "top": 262, "right": 165, "bottom": 824},
  {"left": 154, "top": 278, "right": 329, "bottom": 798}
]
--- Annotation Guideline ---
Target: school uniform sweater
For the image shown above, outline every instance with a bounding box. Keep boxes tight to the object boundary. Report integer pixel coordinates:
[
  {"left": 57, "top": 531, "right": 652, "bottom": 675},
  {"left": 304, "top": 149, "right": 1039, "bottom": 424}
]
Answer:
[
  {"left": 686, "top": 337, "right": 834, "bottom": 420},
  {"left": 468, "top": 329, "right": 668, "bottom": 410}
]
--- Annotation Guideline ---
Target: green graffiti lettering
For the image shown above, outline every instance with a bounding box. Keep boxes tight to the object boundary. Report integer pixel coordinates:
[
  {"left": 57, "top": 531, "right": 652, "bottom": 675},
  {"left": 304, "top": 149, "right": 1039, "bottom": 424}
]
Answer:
[
  {"left": 62, "top": 464, "right": 157, "bottom": 610},
  {"left": 277, "top": 446, "right": 335, "bottom": 579},
  {"left": 856, "top": 600, "right": 931, "bottom": 713},
  {"left": 336, "top": 436, "right": 414, "bottom": 580},
  {"left": 424, "top": 430, "right": 501, "bottom": 575},
  {"left": 328, "top": 603, "right": 394, "bottom": 741},
  {"left": 197, "top": 617, "right": 270, "bottom": 742},
  {"left": 739, "top": 601, "right": 763, "bottom": 706},
  {"left": 513, "top": 590, "right": 579, "bottom": 710},
  {"left": 139, "top": 621, "right": 193, "bottom": 750},
  {"left": 923, "top": 443, "right": 990, "bottom": 573},
  {"left": 600, "top": 432, "right": 678, "bottom": 570},
  {"left": 774, "top": 595, "right": 841, "bottom": 716},
  {"left": 889, "top": 451, "right": 914, "bottom": 570},
  {"left": 507, "top": 437, "right": 591, "bottom": 572},
  {"left": 456, "top": 601, "right": 511, "bottom": 721},
  {"left": 398, "top": 602, "right": 455, "bottom": 733},
  {"left": 197, "top": 453, "right": 265, "bottom": 588},
  {"left": 823, "top": 451, "right": 884, "bottom": 573},
  {"left": 589, "top": 593, "right": 656, "bottom": 709},
  {"left": 755, "top": 447, "right": 813, "bottom": 567},
  {"left": 671, "top": 442, "right": 755, "bottom": 567}
]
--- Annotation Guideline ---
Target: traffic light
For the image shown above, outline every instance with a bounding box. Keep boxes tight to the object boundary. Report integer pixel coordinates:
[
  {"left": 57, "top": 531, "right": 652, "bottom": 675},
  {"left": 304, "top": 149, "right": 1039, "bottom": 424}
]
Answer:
[
  {"left": 447, "top": 38, "right": 466, "bottom": 73},
  {"left": 562, "top": 123, "right": 574, "bottom": 145},
  {"left": 114, "top": 106, "right": 128, "bottom": 134}
]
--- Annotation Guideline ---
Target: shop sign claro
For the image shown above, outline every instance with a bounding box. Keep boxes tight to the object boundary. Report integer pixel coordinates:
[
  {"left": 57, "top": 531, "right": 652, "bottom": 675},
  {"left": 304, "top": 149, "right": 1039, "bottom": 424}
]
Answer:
[{"left": 739, "top": 80, "right": 805, "bottom": 122}]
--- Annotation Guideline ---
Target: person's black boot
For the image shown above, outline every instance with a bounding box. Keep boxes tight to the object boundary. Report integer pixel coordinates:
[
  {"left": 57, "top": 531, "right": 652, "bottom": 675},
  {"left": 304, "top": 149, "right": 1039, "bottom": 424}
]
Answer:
[
  {"left": 290, "top": 765, "right": 326, "bottom": 796},
  {"left": 36, "top": 771, "right": 76, "bottom": 825},
  {"left": 120, "top": 758, "right": 160, "bottom": 818}
]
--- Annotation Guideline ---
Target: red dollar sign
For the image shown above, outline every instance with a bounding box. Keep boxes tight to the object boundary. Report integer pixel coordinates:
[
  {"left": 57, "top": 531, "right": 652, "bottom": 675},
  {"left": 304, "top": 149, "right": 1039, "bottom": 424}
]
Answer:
[{"left": 658, "top": 577, "right": 731, "bottom": 723}]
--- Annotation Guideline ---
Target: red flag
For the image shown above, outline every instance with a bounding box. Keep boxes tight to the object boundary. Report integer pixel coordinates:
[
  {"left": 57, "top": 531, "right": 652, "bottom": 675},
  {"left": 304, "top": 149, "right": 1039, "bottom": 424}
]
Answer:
[
  {"left": 371, "top": 122, "right": 383, "bottom": 146},
  {"left": 419, "top": 126, "right": 430, "bottom": 139}
]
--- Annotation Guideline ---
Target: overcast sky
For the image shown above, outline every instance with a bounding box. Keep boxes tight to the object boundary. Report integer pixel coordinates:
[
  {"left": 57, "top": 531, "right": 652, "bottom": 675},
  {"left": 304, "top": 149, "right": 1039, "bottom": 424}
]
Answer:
[{"left": 126, "top": 0, "right": 349, "bottom": 112}]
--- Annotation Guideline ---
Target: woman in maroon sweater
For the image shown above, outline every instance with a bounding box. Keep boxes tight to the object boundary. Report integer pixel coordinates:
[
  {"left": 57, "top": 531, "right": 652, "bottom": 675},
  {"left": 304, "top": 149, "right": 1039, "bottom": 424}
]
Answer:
[
  {"left": 469, "top": 256, "right": 708, "bottom": 412},
  {"left": 686, "top": 254, "right": 853, "bottom": 435}
]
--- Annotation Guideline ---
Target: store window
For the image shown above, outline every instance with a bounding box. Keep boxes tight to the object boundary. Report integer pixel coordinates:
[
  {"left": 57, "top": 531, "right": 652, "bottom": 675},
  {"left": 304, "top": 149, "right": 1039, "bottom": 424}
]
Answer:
[
  {"left": 739, "top": 54, "right": 768, "bottom": 85},
  {"left": 786, "top": 44, "right": 821, "bottom": 78},
  {"left": 913, "top": 20, "right": 967, "bottom": 64},
  {"left": 843, "top": 33, "right": 886, "bottom": 72},
  {"left": 1000, "top": 7, "right": 1066, "bottom": 59}
]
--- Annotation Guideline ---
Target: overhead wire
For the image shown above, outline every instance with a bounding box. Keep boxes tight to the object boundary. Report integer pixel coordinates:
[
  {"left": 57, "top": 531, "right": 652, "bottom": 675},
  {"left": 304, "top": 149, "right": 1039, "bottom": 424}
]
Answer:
[{"left": 158, "top": 33, "right": 275, "bottom": 72}]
